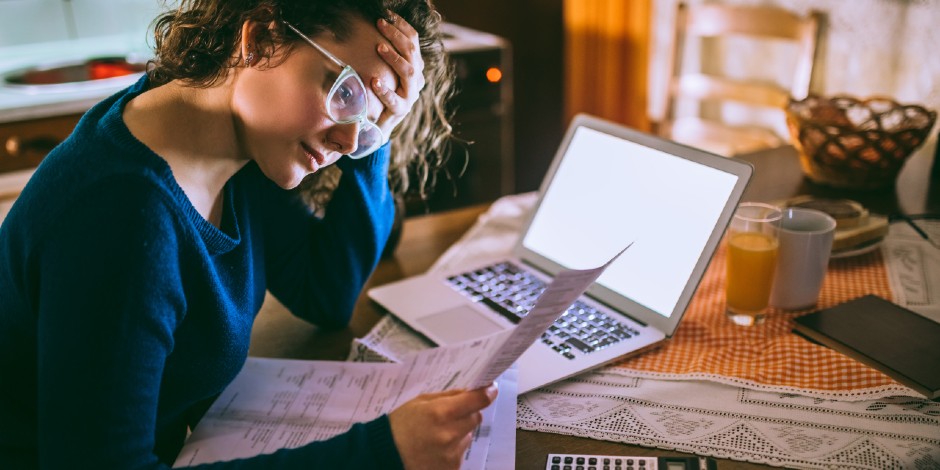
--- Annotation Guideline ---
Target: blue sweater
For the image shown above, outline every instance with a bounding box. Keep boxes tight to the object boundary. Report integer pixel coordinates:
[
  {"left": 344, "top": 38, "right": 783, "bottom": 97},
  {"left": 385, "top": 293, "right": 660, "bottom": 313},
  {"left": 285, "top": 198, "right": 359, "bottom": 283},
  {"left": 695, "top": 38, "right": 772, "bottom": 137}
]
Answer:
[{"left": 0, "top": 77, "right": 400, "bottom": 469}]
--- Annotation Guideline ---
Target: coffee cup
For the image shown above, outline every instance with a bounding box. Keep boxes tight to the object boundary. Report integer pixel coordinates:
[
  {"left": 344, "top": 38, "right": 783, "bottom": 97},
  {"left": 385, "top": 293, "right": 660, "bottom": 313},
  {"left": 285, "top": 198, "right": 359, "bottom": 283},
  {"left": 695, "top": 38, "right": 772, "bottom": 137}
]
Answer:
[{"left": 769, "top": 208, "right": 836, "bottom": 310}]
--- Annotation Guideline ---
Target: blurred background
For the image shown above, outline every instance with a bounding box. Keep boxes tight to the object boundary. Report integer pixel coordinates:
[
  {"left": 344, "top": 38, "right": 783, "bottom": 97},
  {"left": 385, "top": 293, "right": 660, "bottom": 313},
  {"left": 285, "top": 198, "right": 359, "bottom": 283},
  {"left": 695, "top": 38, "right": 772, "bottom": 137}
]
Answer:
[{"left": 1, "top": 0, "right": 938, "bottom": 218}]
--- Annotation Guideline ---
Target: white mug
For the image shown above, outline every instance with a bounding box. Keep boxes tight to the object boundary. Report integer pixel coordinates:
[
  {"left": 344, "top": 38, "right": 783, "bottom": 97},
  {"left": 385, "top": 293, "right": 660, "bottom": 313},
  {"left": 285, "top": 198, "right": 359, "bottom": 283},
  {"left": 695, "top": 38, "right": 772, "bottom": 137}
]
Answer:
[{"left": 769, "top": 208, "right": 836, "bottom": 310}]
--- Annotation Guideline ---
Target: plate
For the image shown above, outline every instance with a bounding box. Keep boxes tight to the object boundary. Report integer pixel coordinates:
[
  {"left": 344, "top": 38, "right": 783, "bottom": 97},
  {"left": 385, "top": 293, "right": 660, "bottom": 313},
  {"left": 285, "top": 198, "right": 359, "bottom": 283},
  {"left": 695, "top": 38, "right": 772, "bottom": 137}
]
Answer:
[{"left": 830, "top": 238, "right": 884, "bottom": 259}]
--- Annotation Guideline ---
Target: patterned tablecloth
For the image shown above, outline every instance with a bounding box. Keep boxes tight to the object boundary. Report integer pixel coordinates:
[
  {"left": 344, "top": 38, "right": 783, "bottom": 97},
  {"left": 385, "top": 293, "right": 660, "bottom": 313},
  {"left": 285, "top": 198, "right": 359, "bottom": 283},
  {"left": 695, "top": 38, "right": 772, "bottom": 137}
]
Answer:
[
  {"left": 353, "top": 193, "right": 940, "bottom": 469},
  {"left": 607, "top": 242, "right": 904, "bottom": 399}
]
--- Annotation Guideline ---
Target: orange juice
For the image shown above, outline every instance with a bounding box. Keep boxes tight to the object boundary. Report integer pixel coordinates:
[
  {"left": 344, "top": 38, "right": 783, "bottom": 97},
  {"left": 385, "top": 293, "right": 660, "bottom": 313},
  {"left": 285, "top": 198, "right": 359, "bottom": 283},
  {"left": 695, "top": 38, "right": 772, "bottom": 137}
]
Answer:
[{"left": 726, "top": 232, "right": 779, "bottom": 315}]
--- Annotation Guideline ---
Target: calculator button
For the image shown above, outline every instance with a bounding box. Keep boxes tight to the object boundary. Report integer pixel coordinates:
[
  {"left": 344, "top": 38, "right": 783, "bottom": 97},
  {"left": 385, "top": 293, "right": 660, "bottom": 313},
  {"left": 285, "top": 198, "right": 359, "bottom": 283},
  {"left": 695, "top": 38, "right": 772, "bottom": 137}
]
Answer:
[
  {"left": 553, "top": 456, "right": 562, "bottom": 464},
  {"left": 589, "top": 458, "right": 598, "bottom": 465},
  {"left": 565, "top": 457, "right": 574, "bottom": 464},
  {"left": 577, "top": 457, "right": 586, "bottom": 464}
]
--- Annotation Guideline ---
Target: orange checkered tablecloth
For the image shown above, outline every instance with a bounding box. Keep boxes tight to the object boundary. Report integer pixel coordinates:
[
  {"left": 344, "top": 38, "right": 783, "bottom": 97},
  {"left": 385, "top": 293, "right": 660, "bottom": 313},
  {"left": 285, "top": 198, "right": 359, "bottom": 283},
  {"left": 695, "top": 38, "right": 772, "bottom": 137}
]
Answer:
[{"left": 612, "top": 242, "right": 902, "bottom": 395}]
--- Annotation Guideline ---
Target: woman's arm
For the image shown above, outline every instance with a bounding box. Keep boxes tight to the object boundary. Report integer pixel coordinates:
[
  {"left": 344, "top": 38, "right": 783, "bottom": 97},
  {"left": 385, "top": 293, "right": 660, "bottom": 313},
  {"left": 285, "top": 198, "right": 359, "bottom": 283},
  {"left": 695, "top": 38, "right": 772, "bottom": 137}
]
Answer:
[
  {"left": 257, "top": 145, "right": 395, "bottom": 328},
  {"left": 35, "top": 178, "right": 187, "bottom": 468}
]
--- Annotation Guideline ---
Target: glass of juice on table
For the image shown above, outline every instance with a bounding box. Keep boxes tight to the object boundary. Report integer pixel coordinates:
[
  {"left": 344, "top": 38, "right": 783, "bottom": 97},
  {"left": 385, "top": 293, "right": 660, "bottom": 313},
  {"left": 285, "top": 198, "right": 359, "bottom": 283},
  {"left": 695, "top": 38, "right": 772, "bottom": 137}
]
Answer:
[{"left": 725, "top": 202, "right": 782, "bottom": 326}]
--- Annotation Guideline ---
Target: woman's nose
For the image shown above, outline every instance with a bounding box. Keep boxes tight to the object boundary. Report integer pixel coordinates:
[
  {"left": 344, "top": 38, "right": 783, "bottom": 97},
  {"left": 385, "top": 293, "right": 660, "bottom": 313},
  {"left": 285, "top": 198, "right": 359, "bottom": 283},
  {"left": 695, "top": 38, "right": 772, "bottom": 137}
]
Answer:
[{"left": 329, "top": 122, "right": 360, "bottom": 156}]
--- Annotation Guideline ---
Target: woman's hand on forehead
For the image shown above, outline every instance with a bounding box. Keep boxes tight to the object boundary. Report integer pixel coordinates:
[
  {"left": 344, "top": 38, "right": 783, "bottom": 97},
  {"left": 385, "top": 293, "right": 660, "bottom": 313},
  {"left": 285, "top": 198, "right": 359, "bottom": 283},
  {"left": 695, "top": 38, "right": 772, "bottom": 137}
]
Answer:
[{"left": 371, "top": 11, "right": 425, "bottom": 137}]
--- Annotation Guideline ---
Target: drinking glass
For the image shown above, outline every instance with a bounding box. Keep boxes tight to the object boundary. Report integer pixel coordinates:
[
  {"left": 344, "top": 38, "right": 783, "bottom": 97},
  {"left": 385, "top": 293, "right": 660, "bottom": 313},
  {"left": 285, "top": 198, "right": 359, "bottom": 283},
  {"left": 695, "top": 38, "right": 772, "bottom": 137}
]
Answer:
[{"left": 725, "top": 202, "right": 782, "bottom": 326}]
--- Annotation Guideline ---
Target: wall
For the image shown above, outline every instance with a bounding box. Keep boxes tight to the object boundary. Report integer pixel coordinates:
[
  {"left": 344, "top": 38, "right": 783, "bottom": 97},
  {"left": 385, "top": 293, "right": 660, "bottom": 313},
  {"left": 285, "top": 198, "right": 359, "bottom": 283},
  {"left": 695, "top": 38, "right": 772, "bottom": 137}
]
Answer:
[{"left": 0, "top": 0, "right": 163, "bottom": 47}]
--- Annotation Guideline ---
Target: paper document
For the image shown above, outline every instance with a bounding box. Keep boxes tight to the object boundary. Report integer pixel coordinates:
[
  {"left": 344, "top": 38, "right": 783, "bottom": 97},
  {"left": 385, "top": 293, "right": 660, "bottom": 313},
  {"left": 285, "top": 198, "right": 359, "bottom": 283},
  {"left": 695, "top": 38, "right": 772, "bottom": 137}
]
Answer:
[
  {"left": 464, "top": 242, "right": 631, "bottom": 389},
  {"left": 175, "top": 245, "right": 629, "bottom": 467},
  {"left": 883, "top": 220, "right": 940, "bottom": 323}
]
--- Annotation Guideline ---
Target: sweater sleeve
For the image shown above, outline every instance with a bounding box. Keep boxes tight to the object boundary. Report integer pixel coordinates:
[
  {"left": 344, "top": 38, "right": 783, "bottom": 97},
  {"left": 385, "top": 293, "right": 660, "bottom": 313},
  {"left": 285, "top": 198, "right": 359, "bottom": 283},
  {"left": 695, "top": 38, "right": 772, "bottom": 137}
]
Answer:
[
  {"left": 257, "top": 145, "right": 396, "bottom": 328},
  {"left": 35, "top": 178, "right": 188, "bottom": 468}
]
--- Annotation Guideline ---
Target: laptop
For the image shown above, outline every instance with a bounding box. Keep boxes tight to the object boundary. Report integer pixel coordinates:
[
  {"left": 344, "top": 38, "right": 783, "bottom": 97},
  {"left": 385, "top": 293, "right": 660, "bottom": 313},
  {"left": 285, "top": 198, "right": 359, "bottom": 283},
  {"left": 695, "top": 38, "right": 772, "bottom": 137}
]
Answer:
[{"left": 369, "top": 114, "right": 753, "bottom": 393}]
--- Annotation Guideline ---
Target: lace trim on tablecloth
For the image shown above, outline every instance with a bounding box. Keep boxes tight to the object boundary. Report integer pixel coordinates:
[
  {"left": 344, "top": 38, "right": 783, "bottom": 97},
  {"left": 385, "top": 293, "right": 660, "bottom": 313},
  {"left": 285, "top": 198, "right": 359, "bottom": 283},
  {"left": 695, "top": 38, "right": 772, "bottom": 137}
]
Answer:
[{"left": 517, "top": 373, "right": 940, "bottom": 470}]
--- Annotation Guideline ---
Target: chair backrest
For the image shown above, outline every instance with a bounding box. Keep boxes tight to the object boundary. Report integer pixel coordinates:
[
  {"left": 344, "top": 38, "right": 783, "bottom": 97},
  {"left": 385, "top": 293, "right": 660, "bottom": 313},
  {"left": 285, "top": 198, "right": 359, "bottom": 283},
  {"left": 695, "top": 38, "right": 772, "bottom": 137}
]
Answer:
[{"left": 652, "top": 2, "right": 822, "bottom": 156}]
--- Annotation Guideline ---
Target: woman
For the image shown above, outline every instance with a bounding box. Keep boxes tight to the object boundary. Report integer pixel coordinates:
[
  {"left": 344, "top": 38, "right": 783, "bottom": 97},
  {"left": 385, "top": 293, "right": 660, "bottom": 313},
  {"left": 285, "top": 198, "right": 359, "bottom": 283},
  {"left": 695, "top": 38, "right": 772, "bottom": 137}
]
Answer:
[{"left": 0, "top": 0, "right": 495, "bottom": 468}]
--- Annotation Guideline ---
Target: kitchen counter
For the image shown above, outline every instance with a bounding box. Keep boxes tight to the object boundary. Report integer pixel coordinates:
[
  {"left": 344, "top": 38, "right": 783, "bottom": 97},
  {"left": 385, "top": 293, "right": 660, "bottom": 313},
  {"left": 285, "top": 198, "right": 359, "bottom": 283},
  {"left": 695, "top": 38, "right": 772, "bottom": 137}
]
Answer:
[{"left": 0, "top": 33, "right": 152, "bottom": 123}]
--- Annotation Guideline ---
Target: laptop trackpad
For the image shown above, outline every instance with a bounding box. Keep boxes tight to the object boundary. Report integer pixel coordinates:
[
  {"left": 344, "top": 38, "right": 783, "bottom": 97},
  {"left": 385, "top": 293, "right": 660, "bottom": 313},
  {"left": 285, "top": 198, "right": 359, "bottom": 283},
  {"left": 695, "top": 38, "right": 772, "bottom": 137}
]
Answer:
[{"left": 417, "top": 306, "right": 506, "bottom": 345}]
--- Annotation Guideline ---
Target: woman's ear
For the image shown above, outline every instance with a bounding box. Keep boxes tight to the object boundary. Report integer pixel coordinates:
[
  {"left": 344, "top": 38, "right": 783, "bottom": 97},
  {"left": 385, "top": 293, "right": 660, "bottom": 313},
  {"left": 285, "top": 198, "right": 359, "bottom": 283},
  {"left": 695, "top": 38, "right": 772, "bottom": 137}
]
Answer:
[
  {"left": 240, "top": 21, "right": 254, "bottom": 66},
  {"left": 240, "top": 20, "right": 281, "bottom": 67},
  {"left": 240, "top": 20, "right": 267, "bottom": 67}
]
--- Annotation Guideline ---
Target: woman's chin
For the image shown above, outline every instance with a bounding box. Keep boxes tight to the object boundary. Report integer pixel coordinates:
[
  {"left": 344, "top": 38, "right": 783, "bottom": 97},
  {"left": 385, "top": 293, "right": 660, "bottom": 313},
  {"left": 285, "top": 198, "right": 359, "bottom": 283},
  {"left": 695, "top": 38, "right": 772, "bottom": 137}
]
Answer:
[
  {"left": 262, "top": 167, "right": 310, "bottom": 190},
  {"left": 283, "top": 173, "right": 309, "bottom": 190}
]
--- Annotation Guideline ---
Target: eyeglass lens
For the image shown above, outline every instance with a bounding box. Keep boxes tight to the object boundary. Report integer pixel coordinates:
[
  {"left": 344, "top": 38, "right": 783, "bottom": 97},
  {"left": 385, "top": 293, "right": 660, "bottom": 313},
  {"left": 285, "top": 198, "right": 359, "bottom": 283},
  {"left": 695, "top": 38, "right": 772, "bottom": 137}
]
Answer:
[
  {"left": 329, "top": 73, "right": 368, "bottom": 122},
  {"left": 329, "top": 72, "right": 383, "bottom": 158}
]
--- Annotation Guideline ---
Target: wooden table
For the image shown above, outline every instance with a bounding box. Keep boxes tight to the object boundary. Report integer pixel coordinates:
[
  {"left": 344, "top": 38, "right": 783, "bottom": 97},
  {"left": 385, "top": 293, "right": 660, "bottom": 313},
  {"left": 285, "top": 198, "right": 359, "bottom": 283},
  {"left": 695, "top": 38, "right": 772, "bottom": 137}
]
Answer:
[{"left": 248, "top": 145, "right": 938, "bottom": 469}]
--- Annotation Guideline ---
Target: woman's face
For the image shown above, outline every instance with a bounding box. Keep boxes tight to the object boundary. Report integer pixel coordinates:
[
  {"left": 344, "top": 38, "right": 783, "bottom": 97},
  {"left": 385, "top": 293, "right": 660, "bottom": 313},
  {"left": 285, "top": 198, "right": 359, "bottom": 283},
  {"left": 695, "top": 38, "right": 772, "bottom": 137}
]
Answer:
[{"left": 232, "top": 16, "right": 398, "bottom": 189}]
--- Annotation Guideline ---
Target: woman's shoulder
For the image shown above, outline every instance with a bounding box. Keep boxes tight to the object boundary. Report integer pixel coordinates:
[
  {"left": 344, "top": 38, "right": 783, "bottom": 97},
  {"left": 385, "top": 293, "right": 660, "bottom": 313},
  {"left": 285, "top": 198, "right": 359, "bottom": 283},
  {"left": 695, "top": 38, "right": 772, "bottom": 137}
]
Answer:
[
  {"left": 14, "top": 81, "right": 190, "bottom": 231},
  {"left": 4, "top": 150, "right": 189, "bottom": 258},
  {"left": 13, "top": 169, "right": 178, "bottom": 234}
]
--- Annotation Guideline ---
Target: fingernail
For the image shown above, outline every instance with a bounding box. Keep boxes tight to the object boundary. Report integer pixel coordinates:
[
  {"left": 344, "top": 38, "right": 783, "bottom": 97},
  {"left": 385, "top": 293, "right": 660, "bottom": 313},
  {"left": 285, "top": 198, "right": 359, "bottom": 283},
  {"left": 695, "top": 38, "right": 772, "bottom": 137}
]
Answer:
[
  {"left": 378, "top": 43, "right": 389, "bottom": 53},
  {"left": 373, "top": 78, "right": 384, "bottom": 90},
  {"left": 486, "top": 383, "right": 498, "bottom": 400}
]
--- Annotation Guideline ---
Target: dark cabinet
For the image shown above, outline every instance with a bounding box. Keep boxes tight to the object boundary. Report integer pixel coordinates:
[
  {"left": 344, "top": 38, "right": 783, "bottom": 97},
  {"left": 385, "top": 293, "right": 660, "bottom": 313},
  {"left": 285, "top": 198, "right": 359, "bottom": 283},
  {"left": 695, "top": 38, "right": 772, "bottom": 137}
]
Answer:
[{"left": 0, "top": 113, "right": 81, "bottom": 174}]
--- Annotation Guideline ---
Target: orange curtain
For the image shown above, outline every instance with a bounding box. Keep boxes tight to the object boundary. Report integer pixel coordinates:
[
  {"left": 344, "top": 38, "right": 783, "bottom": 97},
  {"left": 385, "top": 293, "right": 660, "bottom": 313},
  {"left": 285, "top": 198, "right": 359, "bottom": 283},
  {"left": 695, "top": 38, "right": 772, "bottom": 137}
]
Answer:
[{"left": 564, "top": 0, "right": 652, "bottom": 131}]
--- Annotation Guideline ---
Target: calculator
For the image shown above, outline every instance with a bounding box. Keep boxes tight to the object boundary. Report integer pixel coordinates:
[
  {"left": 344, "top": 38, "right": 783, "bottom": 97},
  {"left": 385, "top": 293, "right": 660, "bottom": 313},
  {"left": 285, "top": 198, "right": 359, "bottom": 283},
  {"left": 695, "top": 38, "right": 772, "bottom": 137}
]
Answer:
[{"left": 545, "top": 453, "right": 717, "bottom": 470}]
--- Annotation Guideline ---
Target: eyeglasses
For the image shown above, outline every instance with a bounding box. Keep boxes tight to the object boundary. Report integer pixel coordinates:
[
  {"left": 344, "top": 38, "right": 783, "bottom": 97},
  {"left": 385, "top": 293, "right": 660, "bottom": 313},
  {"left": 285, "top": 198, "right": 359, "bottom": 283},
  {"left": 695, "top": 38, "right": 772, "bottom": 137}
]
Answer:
[{"left": 284, "top": 21, "right": 386, "bottom": 159}]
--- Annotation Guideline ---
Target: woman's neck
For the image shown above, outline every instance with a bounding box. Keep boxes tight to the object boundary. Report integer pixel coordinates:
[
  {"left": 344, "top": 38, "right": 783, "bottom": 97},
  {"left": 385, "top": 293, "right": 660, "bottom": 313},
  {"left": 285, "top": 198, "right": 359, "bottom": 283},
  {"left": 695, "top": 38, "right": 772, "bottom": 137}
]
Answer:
[{"left": 123, "top": 77, "right": 249, "bottom": 227}]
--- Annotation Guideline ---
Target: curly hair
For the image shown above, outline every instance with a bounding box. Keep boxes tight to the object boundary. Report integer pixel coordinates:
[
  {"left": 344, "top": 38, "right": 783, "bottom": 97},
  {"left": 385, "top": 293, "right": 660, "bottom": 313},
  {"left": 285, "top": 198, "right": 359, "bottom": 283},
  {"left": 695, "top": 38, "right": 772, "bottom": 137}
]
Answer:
[{"left": 148, "top": 0, "right": 456, "bottom": 208}]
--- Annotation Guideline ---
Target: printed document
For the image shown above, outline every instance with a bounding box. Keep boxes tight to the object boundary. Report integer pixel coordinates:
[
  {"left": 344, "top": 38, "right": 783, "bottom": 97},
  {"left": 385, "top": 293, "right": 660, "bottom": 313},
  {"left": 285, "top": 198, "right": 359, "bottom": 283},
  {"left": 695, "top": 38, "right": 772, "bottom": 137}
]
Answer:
[{"left": 174, "top": 246, "right": 628, "bottom": 467}]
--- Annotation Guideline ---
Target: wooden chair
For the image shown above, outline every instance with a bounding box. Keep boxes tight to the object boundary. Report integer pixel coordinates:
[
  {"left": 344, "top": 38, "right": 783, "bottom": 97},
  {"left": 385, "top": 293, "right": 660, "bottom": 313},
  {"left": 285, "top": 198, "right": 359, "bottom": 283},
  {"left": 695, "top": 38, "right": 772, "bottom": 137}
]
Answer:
[{"left": 651, "top": 2, "right": 822, "bottom": 156}]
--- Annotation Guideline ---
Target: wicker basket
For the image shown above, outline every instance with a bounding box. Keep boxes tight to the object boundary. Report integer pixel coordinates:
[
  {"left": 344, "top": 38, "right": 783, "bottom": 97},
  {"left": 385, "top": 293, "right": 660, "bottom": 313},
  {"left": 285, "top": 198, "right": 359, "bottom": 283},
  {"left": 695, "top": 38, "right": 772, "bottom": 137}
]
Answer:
[{"left": 786, "top": 95, "right": 936, "bottom": 189}]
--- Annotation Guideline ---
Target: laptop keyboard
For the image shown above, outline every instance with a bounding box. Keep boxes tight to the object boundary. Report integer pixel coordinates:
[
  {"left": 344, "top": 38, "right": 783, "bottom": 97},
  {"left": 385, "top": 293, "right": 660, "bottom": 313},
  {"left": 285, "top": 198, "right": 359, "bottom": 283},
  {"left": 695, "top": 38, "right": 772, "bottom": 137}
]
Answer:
[{"left": 446, "top": 261, "right": 639, "bottom": 360}]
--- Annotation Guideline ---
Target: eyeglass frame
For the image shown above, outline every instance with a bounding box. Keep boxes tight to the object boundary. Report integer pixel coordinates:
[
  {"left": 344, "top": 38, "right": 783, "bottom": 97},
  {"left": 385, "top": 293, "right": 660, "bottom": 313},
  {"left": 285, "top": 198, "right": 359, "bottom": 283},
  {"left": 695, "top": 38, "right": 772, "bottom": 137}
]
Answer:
[{"left": 282, "top": 21, "right": 387, "bottom": 159}]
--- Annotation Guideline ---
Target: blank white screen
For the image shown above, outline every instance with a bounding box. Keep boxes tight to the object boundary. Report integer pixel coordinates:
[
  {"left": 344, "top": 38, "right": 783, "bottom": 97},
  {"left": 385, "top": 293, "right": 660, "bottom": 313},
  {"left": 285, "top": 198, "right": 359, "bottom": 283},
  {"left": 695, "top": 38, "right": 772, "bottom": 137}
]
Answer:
[{"left": 521, "top": 127, "right": 738, "bottom": 318}]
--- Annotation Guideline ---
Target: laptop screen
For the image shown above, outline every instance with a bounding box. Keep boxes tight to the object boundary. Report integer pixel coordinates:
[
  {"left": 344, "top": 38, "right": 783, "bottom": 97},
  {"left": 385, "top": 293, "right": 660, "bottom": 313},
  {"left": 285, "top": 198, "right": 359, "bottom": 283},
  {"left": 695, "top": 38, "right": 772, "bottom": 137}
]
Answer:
[{"left": 521, "top": 126, "right": 739, "bottom": 319}]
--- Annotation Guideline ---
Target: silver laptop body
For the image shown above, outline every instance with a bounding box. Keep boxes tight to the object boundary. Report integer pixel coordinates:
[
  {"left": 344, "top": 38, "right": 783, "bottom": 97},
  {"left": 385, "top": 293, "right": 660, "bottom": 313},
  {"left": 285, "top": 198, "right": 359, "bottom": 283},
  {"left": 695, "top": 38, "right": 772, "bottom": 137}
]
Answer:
[{"left": 369, "top": 114, "right": 753, "bottom": 393}]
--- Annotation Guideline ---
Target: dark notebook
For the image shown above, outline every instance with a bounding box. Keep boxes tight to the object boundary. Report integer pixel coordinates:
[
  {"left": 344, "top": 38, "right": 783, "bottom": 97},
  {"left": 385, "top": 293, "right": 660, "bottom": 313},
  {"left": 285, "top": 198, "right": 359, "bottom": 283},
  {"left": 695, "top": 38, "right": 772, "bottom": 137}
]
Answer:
[{"left": 793, "top": 294, "right": 940, "bottom": 399}]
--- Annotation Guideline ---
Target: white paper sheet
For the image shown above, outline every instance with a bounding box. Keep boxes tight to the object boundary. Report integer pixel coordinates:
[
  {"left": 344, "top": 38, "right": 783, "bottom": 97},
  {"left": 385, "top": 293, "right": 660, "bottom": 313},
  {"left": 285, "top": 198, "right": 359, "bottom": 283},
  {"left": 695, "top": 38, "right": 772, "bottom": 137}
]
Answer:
[
  {"left": 464, "top": 243, "right": 630, "bottom": 390},
  {"left": 483, "top": 366, "right": 518, "bottom": 470},
  {"left": 883, "top": 219, "right": 940, "bottom": 323},
  {"left": 175, "top": 246, "right": 629, "bottom": 467}
]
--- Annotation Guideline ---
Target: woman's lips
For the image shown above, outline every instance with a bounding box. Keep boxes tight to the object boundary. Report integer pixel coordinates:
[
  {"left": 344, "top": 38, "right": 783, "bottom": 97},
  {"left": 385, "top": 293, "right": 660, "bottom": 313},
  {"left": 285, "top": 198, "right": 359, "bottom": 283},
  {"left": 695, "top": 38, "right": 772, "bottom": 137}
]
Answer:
[{"left": 301, "top": 142, "right": 326, "bottom": 170}]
